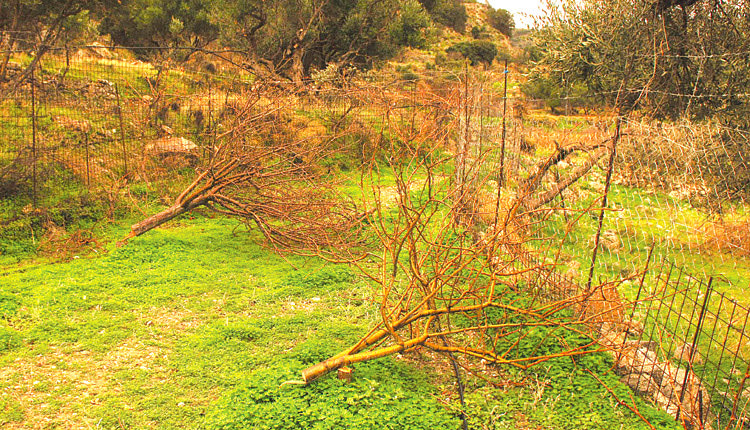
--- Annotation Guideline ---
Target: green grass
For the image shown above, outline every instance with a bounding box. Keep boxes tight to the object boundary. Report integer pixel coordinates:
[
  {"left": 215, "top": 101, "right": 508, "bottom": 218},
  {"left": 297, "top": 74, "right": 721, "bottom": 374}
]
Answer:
[
  {"left": 0, "top": 215, "right": 460, "bottom": 428},
  {"left": 0, "top": 212, "right": 682, "bottom": 429},
  {"left": 1, "top": 51, "right": 741, "bottom": 428},
  {"left": 539, "top": 175, "right": 750, "bottom": 296}
]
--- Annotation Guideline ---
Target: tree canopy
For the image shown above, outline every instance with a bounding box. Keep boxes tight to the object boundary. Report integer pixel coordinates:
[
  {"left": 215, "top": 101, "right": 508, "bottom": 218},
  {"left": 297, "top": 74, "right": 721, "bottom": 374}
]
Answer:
[
  {"left": 529, "top": 0, "right": 750, "bottom": 198},
  {"left": 1, "top": 0, "right": 437, "bottom": 83},
  {"left": 486, "top": 5, "right": 514, "bottom": 38},
  {"left": 531, "top": 0, "right": 750, "bottom": 123}
]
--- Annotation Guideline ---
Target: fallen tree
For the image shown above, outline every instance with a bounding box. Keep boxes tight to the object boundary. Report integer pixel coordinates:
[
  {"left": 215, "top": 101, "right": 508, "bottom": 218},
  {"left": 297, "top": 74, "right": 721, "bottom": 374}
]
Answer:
[
  {"left": 123, "top": 89, "right": 361, "bottom": 250},
  {"left": 284, "top": 80, "right": 630, "bottom": 385},
  {"left": 123, "top": 77, "right": 629, "bottom": 388},
  {"left": 294, "top": 139, "right": 629, "bottom": 384}
]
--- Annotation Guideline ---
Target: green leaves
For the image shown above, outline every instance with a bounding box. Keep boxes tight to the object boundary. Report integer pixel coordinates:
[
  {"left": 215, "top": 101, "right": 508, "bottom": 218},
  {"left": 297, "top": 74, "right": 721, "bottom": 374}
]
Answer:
[
  {"left": 486, "top": 6, "right": 514, "bottom": 38},
  {"left": 446, "top": 41, "right": 498, "bottom": 66},
  {"left": 203, "top": 355, "right": 462, "bottom": 430}
]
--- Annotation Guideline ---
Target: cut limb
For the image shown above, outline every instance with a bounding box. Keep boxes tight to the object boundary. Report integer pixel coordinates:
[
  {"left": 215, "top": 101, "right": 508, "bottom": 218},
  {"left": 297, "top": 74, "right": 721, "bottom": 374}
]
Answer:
[
  {"left": 124, "top": 158, "right": 242, "bottom": 240},
  {"left": 296, "top": 288, "right": 592, "bottom": 384},
  {"left": 522, "top": 147, "right": 609, "bottom": 211},
  {"left": 518, "top": 142, "right": 610, "bottom": 212},
  {"left": 302, "top": 335, "right": 429, "bottom": 383},
  {"left": 123, "top": 118, "right": 358, "bottom": 248},
  {"left": 128, "top": 197, "right": 208, "bottom": 239}
]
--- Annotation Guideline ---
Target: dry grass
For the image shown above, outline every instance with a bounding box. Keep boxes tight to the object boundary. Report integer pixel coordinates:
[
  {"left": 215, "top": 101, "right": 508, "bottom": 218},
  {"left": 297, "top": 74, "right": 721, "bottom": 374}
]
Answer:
[
  {"left": 1, "top": 308, "right": 200, "bottom": 429},
  {"left": 701, "top": 220, "right": 750, "bottom": 256}
]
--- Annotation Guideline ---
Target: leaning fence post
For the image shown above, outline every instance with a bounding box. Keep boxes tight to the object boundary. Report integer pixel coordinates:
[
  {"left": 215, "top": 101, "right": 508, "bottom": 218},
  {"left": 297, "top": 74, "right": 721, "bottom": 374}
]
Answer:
[
  {"left": 208, "top": 77, "right": 214, "bottom": 165},
  {"left": 586, "top": 115, "right": 623, "bottom": 293},
  {"left": 459, "top": 61, "right": 469, "bottom": 200},
  {"left": 729, "top": 360, "right": 750, "bottom": 428},
  {"left": 722, "top": 308, "right": 750, "bottom": 423},
  {"left": 494, "top": 60, "right": 509, "bottom": 226},
  {"left": 632, "top": 244, "right": 655, "bottom": 319},
  {"left": 676, "top": 276, "right": 713, "bottom": 424},
  {"left": 30, "top": 67, "right": 38, "bottom": 208},
  {"left": 615, "top": 244, "right": 655, "bottom": 366},
  {"left": 115, "top": 83, "right": 128, "bottom": 178}
]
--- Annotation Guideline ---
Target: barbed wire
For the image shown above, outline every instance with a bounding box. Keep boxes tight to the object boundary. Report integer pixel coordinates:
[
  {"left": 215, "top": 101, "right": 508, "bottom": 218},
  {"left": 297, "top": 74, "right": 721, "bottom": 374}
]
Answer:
[{"left": 632, "top": 50, "right": 750, "bottom": 59}]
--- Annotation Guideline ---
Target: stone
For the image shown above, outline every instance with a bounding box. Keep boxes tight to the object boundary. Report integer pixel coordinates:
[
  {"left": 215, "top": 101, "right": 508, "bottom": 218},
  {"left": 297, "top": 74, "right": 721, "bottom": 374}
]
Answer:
[
  {"left": 6, "top": 61, "right": 22, "bottom": 72},
  {"left": 623, "top": 319, "right": 644, "bottom": 337},
  {"left": 52, "top": 115, "right": 92, "bottom": 134},
  {"left": 672, "top": 342, "right": 703, "bottom": 364},
  {"left": 145, "top": 137, "right": 200, "bottom": 168},
  {"left": 604, "top": 323, "right": 712, "bottom": 429},
  {"left": 624, "top": 339, "right": 656, "bottom": 352},
  {"left": 621, "top": 373, "right": 658, "bottom": 395},
  {"left": 145, "top": 137, "right": 198, "bottom": 155},
  {"left": 81, "top": 41, "right": 116, "bottom": 59}
]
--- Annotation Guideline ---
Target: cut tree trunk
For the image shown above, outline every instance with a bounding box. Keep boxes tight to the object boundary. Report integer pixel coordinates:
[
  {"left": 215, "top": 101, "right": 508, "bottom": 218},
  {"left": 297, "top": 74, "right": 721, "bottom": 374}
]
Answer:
[
  {"left": 522, "top": 147, "right": 608, "bottom": 211},
  {"left": 127, "top": 196, "right": 209, "bottom": 239}
]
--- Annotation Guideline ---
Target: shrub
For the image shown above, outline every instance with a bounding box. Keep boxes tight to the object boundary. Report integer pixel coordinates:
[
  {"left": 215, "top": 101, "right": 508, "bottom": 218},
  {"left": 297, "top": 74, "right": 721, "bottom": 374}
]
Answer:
[
  {"left": 470, "top": 25, "right": 491, "bottom": 40},
  {"left": 391, "top": 0, "right": 432, "bottom": 49},
  {"left": 425, "top": 0, "right": 467, "bottom": 33},
  {"left": 446, "top": 41, "right": 498, "bottom": 66},
  {"left": 486, "top": 7, "right": 515, "bottom": 38}
]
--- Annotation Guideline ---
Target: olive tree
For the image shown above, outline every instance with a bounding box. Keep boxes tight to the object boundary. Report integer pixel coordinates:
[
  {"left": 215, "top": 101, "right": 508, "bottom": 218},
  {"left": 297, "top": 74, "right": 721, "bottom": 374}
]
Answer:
[{"left": 529, "top": 0, "right": 750, "bottom": 197}]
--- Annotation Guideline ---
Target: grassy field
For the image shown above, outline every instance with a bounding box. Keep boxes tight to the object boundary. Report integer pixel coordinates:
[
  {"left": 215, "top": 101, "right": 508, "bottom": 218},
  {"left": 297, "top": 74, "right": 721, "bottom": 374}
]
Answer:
[{"left": 0, "top": 212, "right": 684, "bottom": 429}]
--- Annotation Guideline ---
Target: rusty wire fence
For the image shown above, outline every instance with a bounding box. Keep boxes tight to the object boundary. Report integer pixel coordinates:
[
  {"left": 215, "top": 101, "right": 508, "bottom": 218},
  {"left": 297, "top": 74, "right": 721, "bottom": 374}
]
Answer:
[
  {"left": 0, "top": 46, "right": 265, "bottom": 209},
  {"left": 0, "top": 45, "right": 448, "bottom": 209},
  {"left": 448, "top": 63, "right": 750, "bottom": 428},
  {"left": 616, "top": 257, "right": 750, "bottom": 429}
]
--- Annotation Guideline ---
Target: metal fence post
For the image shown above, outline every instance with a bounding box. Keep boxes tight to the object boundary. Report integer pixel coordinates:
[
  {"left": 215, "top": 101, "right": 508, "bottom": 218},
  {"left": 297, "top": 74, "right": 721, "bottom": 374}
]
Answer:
[
  {"left": 499, "top": 59, "right": 508, "bottom": 188},
  {"left": 84, "top": 132, "right": 90, "bottom": 188},
  {"left": 494, "top": 60, "right": 509, "bottom": 226},
  {"left": 586, "top": 116, "right": 623, "bottom": 293},
  {"left": 676, "top": 277, "right": 713, "bottom": 424},
  {"left": 115, "top": 83, "right": 128, "bottom": 178},
  {"left": 30, "top": 67, "right": 38, "bottom": 208},
  {"left": 459, "top": 61, "right": 469, "bottom": 200}
]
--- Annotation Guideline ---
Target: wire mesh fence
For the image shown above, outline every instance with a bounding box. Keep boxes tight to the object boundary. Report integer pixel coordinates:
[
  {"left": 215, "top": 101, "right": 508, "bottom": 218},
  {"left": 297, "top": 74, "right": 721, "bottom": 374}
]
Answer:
[
  {"left": 1, "top": 44, "right": 749, "bottom": 428},
  {"left": 620, "top": 258, "right": 750, "bottom": 429}
]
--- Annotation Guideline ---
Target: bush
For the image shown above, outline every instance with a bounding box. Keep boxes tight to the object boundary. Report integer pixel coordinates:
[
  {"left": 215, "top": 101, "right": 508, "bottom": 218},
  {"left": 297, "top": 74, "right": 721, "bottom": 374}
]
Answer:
[
  {"left": 521, "top": 74, "right": 592, "bottom": 113},
  {"left": 470, "top": 25, "right": 490, "bottom": 40},
  {"left": 446, "top": 41, "right": 498, "bottom": 66},
  {"left": 427, "top": 0, "right": 467, "bottom": 33},
  {"left": 390, "top": 0, "right": 432, "bottom": 48},
  {"left": 486, "top": 6, "right": 515, "bottom": 38}
]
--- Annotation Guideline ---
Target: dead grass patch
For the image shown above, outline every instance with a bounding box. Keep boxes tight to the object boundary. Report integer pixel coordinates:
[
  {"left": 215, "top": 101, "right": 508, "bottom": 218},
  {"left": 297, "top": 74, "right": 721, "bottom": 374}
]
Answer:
[
  {"left": 0, "top": 307, "right": 201, "bottom": 428},
  {"left": 702, "top": 219, "right": 750, "bottom": 256}
]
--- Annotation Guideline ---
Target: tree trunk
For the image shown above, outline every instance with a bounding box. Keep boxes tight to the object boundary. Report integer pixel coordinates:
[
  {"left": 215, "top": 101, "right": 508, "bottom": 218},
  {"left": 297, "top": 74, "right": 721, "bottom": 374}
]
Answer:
[
  {"left": 0, "top": 1, "right": 20, "bottom": 82},
  {"left": 290, "top": 43, "right": 305, "bottom": 87},
  {"left": 127, "top": 196, "right": 209, "bottom": 239},
  {"left": 522, "top": 147, "right": 608, "bottom": 211}
]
